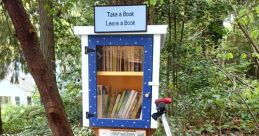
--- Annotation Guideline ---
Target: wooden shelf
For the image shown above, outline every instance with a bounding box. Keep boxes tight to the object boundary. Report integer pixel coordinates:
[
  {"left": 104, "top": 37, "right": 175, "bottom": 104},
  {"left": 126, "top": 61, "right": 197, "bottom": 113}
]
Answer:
[{"left": 97, "top": 71, "right": 143, "bottom": 76}]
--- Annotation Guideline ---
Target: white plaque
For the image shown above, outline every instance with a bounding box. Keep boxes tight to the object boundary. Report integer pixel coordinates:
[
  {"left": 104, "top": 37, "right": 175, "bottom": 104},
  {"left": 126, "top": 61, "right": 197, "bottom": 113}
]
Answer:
[{"left": 99, "top": 129, "right": 146, "bottom": 136}]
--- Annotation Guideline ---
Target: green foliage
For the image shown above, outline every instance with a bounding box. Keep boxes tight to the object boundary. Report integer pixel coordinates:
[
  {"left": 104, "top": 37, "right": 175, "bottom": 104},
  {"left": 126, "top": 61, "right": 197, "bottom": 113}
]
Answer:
[
  {"left": 2, "top": 104, "right": 49, "bottom": 135},
  {"left": 149, "top": 0, "right": 157, "bottom": 5},
  {"left": 72, "top": 126, "right": 94, "bottom": 136},
  {"left": 157, "top": 0, "right": 259, "bottom": 135},
  {"left": 2, "top": 90, "right": 94, "bottom": 136},
  {"left": 63, "top": 82, "right": 82, "bottom": 124},
  {"left": 0, "top": 5, "right": 26, "bottom": 81}
]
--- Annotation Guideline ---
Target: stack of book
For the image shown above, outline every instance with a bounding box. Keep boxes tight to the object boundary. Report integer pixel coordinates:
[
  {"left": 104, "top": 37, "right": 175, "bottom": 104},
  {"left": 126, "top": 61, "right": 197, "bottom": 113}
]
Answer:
[
  {"left": 97, "top": 46, "right": 143, "bottom": 72},
  {"left": 97, "top": 85, "right": 142, "bottom": 119}
]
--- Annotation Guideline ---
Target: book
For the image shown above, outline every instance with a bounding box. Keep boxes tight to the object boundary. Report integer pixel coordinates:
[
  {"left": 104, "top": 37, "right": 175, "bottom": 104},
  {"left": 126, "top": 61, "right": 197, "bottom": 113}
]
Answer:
[
  {"left": 117, "top": 46, "right": 120, "bottom": 71},
  {"left": 137, "top": 108, "right": 142, "bottom": 119},
  {"left": 134, "top": 46, "right": 141, "bottom": 71},
  {"left": 119, "top": 46, "right": 123, "bottom": 71},
  {"left": 131, "top": 94, "right": 142, "bottom": 119},
  {"left": 97, "top": 83, "right": 144, "bottom": 119},
  {"left": 121, "top": 90, "right": 133, "bottom": 118},
  {"left": 123, "top": 46, "right": 127, "bottom": 71},
  {"left": 103, "top": 86, "right": 111, "bottom": 118},
  {"left": 107, "top": 91, "right": 117, "bottom": 118},
  {"left": 140, "top": 47, "right": 143, "bottom": 71},
  {"left": 97, "top": 47, "right": 102, "bottom": 71},
  {"left": 110, "top": 93, "right": 121, "bottom": 118},
  {"left": 131, "top": 47, "right": 134, "bottom": 71},
  {"left": 121, "top": 90, "right": 135, "bottom": 118},
  {"left": 127, "top": 47, "right": 131, "bottom": 71},
  {"left": 97, "top": 85, "right": 103, "bottom": 118},
  {"left": 114, "top": 46, "right": 118, "bottom": 71},
  {"left": 101, "top": 86, "right": 106, "bottom": 117},
  {"left": 101, "top": 46, "right": 105, "bottom": 71},
  {"left": 124, "top": 91, "right": 138, "bottom": 118},
  {"left": 117, "top": 90, "right": 131, "bottom": 118},
  {"left": 97, "top": 45, "right": 144, "bottom": 72},
  {"left": 108, "top": 46, "right": 112, "bottom": 71},
  {"left": 114, "top": 90, "right": 127, "bottom": 118},
  {"left": 104, "top": 46, "right": 108, "bottom": 71},
  {"left": 126, "top": 92, "right": 138, "bottom": 118}
]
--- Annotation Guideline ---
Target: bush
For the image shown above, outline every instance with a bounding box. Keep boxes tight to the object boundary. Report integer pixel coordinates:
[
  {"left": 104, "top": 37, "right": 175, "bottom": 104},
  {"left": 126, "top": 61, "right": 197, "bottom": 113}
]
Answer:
[{"left": 2, "top": 104, "right": 49, "bottom": 135}]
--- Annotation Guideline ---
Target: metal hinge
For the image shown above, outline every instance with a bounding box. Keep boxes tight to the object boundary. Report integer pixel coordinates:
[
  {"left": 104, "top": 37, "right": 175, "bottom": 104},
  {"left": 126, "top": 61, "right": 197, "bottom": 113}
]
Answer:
[
  {"left": 85, "top": 46, "right": 95, "bottom": 54},
  {"left": 86, "top": 112, "right": 95, "bottom": 119}
]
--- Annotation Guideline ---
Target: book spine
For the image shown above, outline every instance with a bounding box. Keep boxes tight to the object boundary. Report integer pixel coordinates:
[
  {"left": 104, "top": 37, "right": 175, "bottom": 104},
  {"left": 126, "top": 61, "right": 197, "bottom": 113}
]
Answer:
[
  {"left": 121, "top": 90, "right": 135, "bottom": 118},
  {"left": 97, "top": 85, "right": 103, "bottom": 118},
  {"left": 125, "top": 91, "right": 137, "bottom": 118},
  {"left": 111, "top": 93, "right": 121, "bottom": 118}
]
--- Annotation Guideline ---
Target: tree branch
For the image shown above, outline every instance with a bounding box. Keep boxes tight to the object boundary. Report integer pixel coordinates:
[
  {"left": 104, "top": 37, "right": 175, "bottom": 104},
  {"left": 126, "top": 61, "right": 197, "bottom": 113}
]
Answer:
[
  {"left": 212, "top": 60, "right": 259, "bottom": 129},
  {"left": 228, "top": 0, "right": 259, "bottom": 54},
  {"left": 237, "top": 23, "right": 259, "bottom": 54}
]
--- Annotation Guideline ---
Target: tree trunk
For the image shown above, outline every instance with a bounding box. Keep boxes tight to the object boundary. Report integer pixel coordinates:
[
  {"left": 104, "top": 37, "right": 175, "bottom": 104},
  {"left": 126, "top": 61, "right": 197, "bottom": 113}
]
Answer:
[
  {"left": 0, "top": 102, "right": 3, "bottom": 135},
  {"left": 38, "top": 0, "right": 56, "bottom": 72},
  {"left": 2, "top": 0, "right": 73, "bottom": 136}
]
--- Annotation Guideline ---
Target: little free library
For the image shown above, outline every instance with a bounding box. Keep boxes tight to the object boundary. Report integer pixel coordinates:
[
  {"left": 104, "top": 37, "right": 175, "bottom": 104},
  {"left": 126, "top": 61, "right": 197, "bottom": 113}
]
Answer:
[{"left": 74, "top": 5, "right": 167, "bottom": 136}]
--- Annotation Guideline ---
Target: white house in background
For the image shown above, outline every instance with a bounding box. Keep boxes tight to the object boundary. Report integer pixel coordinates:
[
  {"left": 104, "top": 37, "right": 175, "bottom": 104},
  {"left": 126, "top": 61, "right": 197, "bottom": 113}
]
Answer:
[{"left": 0, "top": 74, "right": 35, "bottom": 106}]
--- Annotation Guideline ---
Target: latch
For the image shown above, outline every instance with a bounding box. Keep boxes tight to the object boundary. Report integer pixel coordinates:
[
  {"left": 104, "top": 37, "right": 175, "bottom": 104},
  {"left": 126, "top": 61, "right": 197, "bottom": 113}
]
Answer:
[
  {"left": 85, "top": 46, "right": 95, "bottom": 54},
  {"left": 86, "top": 112, "right": 95, "bottom": 119},
  {"left": 148, "top": 82, "right": 159, "bottom": 86}
]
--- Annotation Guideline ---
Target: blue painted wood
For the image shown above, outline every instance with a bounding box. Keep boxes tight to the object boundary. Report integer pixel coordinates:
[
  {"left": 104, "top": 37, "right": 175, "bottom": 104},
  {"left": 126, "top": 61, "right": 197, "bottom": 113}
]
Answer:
[{"left": 88, "top": 35, "right": 153, "bottom": 128}]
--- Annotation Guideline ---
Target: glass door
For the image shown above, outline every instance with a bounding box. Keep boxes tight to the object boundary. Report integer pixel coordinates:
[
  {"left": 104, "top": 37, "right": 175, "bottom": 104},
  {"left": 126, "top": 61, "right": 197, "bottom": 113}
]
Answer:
[{"left": 88, "top": 35, "right": 153, "bottom": 128}]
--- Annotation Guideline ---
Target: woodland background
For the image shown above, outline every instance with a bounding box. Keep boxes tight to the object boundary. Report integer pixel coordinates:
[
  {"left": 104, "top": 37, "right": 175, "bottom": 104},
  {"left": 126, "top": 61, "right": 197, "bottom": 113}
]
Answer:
[{"left": 0, "top": 0, "right": 258, "bottom": 135}]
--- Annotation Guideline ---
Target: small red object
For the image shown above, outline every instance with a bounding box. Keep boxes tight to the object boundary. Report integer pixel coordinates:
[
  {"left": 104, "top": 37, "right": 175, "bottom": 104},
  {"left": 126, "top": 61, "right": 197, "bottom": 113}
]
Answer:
[{"left": 155, "top": 98, "right": 172, "bottom": 105}]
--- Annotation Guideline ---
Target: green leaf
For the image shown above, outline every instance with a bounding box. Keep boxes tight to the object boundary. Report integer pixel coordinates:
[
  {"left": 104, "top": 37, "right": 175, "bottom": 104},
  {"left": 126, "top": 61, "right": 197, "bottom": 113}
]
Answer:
[
  {"left": 207, "top": 0, "right": 213, "bottom": 6},
  {"left": 160, "top": 0, "right": 164, "bottom": 4},
  {"left": 195, "top": 46, "right": 202, "bottom": 53},
  {"left": 216, "top": 54, "right": 222, "bottom": 59},
  {"left": 239, "top": 18, "right": 248, "bottom": 26},
  {"left": 241, "top": 53, "right": 247, "bottom": 59},
  {"left": 214, "top": 99, "right": 225, "bottom": 108},
  {"left": 238, "top": 9, "right": 247, "bottom": 17},
  {"left": 252, "top": 53, "right": 259, "bottom": 59},
  {"left": 168, "top": 82, "right": 174, "bottom": 90},
  {"left": 226, "top": 53, "right": 234, "bottom": 60},
  {"left": 216, "top": 53, "right": 226, "bottom": 60},
  {"left": 251, "top": 30, "right": 259, "bottom": 39},
  {"left": 256, "top": 5, "right": 259, "bottom": 14},
  {"left": 150, "top": 0, "right": 157, "bottom": 5},
  {"left": 242, "top": 88, "right": 252, "bottom": 99},
  {"left": 248, "top": 14, "right": 254, "bottom": 24}
]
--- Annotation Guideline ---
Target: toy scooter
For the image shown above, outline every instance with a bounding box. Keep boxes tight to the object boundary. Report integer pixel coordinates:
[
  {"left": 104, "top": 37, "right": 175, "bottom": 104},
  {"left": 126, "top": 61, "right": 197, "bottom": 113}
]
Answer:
[{"left": 152, "top": 98, "right": 172, "bottom": 136}]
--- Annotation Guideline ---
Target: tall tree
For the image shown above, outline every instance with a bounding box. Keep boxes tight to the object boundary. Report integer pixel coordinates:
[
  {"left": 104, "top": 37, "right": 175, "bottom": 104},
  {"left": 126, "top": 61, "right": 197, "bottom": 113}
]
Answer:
[
  {"left": 2, "top": 0, "right": 73, "bottom": 136},
  {"left": 38, "top": 0, "right": 55, "bottom": 72}
]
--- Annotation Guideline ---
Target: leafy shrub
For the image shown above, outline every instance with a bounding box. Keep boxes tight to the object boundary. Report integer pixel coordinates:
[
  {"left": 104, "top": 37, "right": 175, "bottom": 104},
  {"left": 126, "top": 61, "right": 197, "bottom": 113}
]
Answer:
[{"left": 2, "top": 104, "right": 48, "bottom": 135}]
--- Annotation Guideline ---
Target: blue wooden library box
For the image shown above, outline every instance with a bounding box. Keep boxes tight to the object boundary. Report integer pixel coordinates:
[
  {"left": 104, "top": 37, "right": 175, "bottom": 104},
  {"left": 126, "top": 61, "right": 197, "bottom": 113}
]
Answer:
[{"left": 74, "top": 25, "right": 167, "bottom": 135}]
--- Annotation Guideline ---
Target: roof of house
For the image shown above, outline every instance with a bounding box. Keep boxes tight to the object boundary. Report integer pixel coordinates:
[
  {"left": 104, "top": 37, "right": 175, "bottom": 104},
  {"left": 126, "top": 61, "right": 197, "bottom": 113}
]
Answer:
[
  {"left": 0, "top": 80, "right": 27, "bottom": 96},
  {"left": 0, "top": 74, "right": 35, "bottom": 96}
]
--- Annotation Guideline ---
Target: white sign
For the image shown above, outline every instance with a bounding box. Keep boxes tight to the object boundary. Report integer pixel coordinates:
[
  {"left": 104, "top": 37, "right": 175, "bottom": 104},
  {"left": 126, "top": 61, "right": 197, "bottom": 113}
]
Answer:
[
  {"left": 99, "top": 129, "right": 146, "bottom": 136},
  {"left": 94, "top": 5, "right": 147, "bottom": 33}
]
